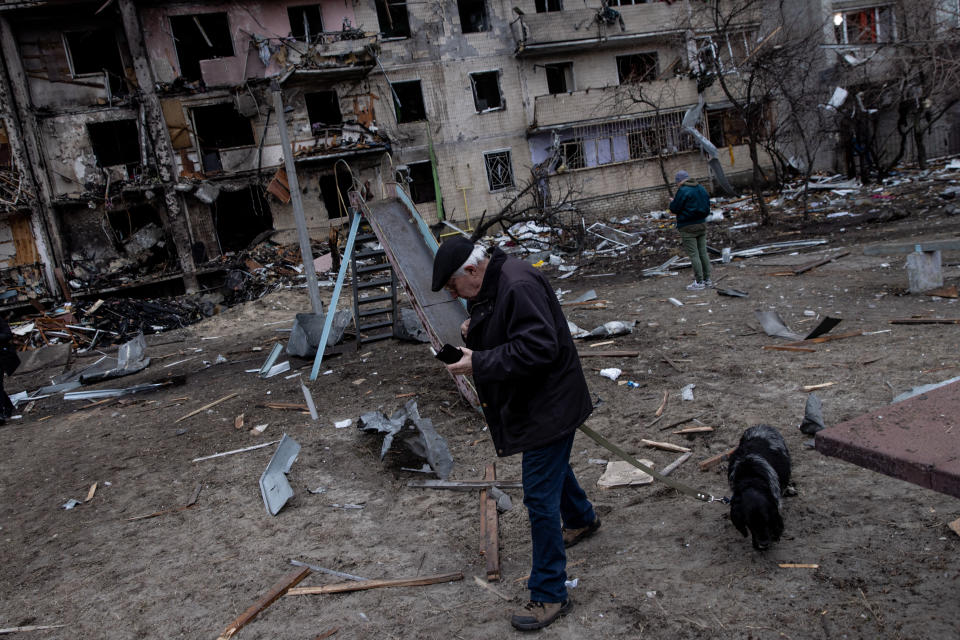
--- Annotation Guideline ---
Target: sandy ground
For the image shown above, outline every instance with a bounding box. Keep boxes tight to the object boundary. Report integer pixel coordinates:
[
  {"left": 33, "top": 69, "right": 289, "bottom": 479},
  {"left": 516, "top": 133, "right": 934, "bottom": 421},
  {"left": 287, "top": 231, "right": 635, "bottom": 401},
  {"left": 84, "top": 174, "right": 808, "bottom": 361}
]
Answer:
[{"left": 2, "top": 183, "right": 960, "bottom": 639}]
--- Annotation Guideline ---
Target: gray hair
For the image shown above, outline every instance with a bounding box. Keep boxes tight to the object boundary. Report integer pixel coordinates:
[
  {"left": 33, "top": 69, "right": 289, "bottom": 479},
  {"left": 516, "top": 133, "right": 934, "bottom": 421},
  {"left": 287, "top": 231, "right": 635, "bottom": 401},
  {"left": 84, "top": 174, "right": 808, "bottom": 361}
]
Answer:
[{"left": 452, "top": 244, "right": 489, "bottom": 277}]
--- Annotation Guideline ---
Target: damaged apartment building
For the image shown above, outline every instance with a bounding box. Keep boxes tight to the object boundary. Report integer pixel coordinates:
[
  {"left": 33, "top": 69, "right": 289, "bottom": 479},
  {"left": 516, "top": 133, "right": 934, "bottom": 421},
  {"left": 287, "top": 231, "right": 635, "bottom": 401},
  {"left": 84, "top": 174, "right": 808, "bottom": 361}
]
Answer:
[{"left": 3, "top": 0, "right": 952, "bottom": 307}]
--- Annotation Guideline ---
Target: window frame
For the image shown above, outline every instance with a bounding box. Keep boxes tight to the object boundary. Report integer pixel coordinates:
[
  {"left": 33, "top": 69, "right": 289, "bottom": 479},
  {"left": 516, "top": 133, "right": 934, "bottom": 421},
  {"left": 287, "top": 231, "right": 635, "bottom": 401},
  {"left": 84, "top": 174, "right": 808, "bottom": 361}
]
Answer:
[
  {"left": 616, "top": 52, "right": 659, "bottom": 85},
  {"left": 391, "top": 79, "right": 428, "bottom": 124},
  {"left": 483, "top": 149, "right": 515, "bottom": 192},
  {"left": 469, "top": 70, "right": 504, "bottom": 113}
]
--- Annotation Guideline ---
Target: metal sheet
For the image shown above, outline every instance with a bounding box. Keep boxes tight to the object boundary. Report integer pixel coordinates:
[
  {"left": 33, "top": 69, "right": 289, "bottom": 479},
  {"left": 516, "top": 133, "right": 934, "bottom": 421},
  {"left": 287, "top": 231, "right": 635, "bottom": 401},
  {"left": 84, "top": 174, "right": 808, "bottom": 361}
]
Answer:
[{"left": 259, "top": 434, "right": 301, "bottom": 516}]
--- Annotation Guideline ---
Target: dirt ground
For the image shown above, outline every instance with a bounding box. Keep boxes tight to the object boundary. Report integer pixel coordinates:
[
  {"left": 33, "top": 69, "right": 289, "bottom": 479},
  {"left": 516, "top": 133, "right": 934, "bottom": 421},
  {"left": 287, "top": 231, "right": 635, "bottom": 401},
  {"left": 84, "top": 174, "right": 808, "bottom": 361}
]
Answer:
[{"left": 2, "top": 172, "right": 960, "bottom": 639}]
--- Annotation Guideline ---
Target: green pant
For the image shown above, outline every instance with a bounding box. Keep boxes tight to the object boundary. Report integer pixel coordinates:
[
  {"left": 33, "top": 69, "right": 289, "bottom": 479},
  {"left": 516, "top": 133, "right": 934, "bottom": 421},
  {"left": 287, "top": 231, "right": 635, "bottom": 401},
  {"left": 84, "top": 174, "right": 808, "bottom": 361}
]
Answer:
[{"left": 679, "top": 223, "right": 710, "bottom": 283}]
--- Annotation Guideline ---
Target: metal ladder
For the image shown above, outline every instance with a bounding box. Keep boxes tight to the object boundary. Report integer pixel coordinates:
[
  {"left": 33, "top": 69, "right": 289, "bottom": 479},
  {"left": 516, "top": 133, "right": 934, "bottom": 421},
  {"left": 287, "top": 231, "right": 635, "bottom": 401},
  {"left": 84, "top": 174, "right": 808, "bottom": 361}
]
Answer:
[{"left": 350, "top": 220, "right": 398, "bottom": 349}]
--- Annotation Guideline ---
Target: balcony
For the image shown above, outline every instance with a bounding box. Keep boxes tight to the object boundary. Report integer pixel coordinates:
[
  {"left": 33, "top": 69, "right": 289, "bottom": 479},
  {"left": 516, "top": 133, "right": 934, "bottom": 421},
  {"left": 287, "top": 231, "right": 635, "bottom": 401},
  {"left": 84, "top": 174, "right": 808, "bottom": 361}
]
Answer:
[
  {"left": 276, "top": 34, "right": 379, "bottom": 83},
  {"left": 512, "top": 2, "right": 758, "bottom": 56},
  {"left": 531, "top": 77, "right": 728, "bottom": 131}
]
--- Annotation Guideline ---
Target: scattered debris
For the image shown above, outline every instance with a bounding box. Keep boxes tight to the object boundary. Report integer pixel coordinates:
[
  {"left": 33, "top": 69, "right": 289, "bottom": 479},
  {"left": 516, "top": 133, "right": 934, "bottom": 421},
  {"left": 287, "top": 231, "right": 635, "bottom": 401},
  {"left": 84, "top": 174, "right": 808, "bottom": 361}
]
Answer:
[
  {"left": 216, "top": 566, "right": 312, "bottom": 640},
  {"left": 597, "top": 459, "right": 654, "bottom": 488},
  {"left": 599, "top": 368, "right": 622, "bottom": 381},
  {"left": 778, "top": 563, "right": 819, "bottom": 569},
  {"left": 192, "top": 439, "right": 281, "bottom": 463},
  {"left": 660, "top": 452, "right": 693, "bottom": 477},
  {"left": 480, "top": 463, "right": 501, "bottom": 581},
  {"left": 287, "top": 572, "right": 464, "bottom": 596},
  {"left": 681, "top": 384, "right": 695, "bottom": 401},
  {"left": 0, "top": 624, "right": 66, "bottom": 634},
  {"left": 641, "top": 439, "right": 690, "bottom": 453},
  {"left": 358, "top": 400, "right": 453, "bottom": 479},
  {"left": 175, "top": 392, "right": 238, "bottom": 423},
  {"left": 301, "top": 383, "right": 319, "bottom": 421},
  {"left": 717, "top": 288, "right": 748, "bottom": 297},
  {"left": 84, "top": 482, "right": 98, "bottom": 503},
  {"left": 260, "top": 434, "right": 301, "bottom": 516},
  {"left": 407, "top": 479, "right": 522, "bottom": 491},
  {"left": 801, "top": 382, "right": 835, "bottom": 392},
  {"left": 699, "top": 447, "right": 738, "bottom": 472},
  {"left": 756, "top": 311, "right": 841, "bottom": 342},
  {"left": 333, "top": 418, "right": 352, "bottom": 429},
  {"left": 289, "top": 559, "right": 368, "bottom": 582},
  {"left": 128, "top": 484, "right": 203, "bottom": 521},
  {"left": 61, "top": 499, "right": 81, "bottom": 510},
  {"left": 799, "top": 393, "right": 826, "bottom": 435},
  {"left": 892, "top": 375, "right": 960, "bottom": 404},
  {"left": 473, "top": 575, "right": 513, "bottom": 601}
]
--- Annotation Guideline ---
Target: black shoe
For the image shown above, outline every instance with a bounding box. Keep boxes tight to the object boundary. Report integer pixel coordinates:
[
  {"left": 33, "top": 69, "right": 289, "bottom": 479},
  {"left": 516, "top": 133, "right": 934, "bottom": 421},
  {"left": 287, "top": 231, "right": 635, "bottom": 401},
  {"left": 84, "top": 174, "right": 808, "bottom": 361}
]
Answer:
[{"left": 510, "top": 599, "right": 572, "bottom": 631}]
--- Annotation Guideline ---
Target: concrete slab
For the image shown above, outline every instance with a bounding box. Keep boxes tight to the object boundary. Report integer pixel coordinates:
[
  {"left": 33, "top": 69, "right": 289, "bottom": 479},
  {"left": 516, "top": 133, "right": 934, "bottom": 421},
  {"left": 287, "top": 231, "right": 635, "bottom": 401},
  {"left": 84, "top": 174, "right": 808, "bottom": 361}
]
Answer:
[{"left": 815, "top": 380, "right": 960, "bottom": 498}]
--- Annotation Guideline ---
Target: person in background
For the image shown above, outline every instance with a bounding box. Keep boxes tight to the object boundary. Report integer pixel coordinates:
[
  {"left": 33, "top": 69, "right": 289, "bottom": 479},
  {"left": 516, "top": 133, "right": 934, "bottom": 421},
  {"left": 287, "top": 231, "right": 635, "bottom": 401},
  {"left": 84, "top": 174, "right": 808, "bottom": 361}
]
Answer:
[
  {"left": 669, "top": 169, "right": 713, "bottom": 290},
  {"left": 431, "top": 237, "right": 600, "bottom": 631},
  {"left": 0, "top": 315, "right": 20, "bottom": 422}
]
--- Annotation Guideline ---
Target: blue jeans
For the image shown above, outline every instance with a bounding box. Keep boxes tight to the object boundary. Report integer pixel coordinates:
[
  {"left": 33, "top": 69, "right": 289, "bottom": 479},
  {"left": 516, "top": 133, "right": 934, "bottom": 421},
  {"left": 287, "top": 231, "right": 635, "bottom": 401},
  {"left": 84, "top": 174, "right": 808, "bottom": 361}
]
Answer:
[{"left": 522, "top": 431, "right": 596, "bottom": 602}]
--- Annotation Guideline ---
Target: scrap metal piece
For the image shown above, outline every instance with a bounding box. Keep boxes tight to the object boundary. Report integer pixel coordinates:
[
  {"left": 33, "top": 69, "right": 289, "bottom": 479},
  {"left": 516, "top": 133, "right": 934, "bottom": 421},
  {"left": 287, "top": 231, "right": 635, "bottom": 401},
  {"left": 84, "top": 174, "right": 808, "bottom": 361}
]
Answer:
[
  {"left": 755, "top": 310, "right": 804, "bottom": 341},
  {"left": 80, "top": 333, "right": 151, "bottom": 384},
  {"left": 586, "top": 222, "right": 641, "bottom": 248},
  {"left": 799, "top": 393, "right": 826, "bottom": 435},
  {"left": 300, "top": 382, "right": 319, "bottom": 421},
  {"left": 358, "top": 400, "right": 453, "bottom": 479},
  {"left": 717, "top": 288, "right": 749, "bottom": 297},
  {"left": 259, "top": 343, "right": 284, "bottom": 377},
  {"left": 803, "top": 316, "right": 842, "bottom": 340},
  {"left": 259, "top": 434, "right": 301, "bottom": 516}
]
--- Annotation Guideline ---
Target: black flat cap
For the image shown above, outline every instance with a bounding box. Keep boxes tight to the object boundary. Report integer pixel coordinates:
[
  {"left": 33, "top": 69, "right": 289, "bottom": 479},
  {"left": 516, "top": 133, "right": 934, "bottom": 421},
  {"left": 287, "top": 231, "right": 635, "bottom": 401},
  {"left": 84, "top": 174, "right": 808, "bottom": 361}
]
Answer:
[{"left": 431, "top": 236, "right": 474, "bottom": 291}]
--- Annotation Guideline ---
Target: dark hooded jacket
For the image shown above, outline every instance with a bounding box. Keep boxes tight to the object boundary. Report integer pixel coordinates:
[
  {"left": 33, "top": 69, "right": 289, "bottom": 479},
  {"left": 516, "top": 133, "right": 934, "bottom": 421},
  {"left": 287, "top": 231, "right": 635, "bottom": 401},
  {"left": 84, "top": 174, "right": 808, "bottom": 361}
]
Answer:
[
  {"left": 669, "top": 179, "right": 710, "bottom": 228},
  {"left": 465, "top": 248, "right": 593, "bottom": 456}
]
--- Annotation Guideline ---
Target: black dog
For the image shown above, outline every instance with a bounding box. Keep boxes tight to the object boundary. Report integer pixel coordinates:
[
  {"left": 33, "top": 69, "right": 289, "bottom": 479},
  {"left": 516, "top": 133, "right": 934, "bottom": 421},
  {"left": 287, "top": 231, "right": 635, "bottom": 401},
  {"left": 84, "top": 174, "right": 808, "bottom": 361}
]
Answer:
[{"left": 727, "top": 425, "right": 791, "bottom": 551}]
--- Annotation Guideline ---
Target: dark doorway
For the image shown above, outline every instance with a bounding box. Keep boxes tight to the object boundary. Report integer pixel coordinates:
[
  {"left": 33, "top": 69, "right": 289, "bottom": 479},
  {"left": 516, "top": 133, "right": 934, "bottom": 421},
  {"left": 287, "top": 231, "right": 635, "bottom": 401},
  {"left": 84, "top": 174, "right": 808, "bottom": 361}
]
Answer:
[
  {"left": 319, "top": 165, "right": 354, "bottom": 219},
  {"left": 212, "top": 186, "right": 273, "bottom": 253},
  {"left": 407, "top": 160, "right": 435, "bottom": 203},
  {"left": 544, "top": 62, "right": 573, "bottom": 94},
  {"left": 170, "top": 13, "right": 234, "bottom": 81}
]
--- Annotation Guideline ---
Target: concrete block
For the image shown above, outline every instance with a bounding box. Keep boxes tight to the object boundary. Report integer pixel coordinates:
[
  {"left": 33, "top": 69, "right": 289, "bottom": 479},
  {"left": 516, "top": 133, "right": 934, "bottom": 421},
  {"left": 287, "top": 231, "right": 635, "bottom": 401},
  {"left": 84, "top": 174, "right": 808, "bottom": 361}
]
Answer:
[{"left": 906, "top": 250, "right": 943, "bottom": 293}]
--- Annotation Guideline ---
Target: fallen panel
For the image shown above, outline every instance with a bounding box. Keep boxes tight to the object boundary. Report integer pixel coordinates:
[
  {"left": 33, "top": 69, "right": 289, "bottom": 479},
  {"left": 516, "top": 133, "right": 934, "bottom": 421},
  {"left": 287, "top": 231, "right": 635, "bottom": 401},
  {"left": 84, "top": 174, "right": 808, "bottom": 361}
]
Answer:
[
  {"left": 80, "top": 333, "right": 151, "bottom": 384},
  {"left": 259, "top": 434, "right": 301, "bottom": 516},
  {"left": 815, "top": 379, "right": 960, "bottom": 498}
]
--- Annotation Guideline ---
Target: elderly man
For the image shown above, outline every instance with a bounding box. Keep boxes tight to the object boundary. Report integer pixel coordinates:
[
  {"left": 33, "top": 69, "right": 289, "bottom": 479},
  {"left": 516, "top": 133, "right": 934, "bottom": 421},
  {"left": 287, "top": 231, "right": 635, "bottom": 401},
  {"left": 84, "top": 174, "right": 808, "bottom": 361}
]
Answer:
[{"left": 431, "top": 236, "right": 599, "bottom": 631}]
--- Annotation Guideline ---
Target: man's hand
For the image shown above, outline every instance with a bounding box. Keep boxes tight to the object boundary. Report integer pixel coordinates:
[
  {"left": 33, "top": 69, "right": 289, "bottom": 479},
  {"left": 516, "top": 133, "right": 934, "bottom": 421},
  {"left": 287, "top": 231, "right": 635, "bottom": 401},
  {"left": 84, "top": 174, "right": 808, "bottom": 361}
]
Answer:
[
  {"left": 446, "top": 347, "right": 473, "bottom": 376},
  {"left": 460, "top": 318, "right": 470, "bottom": 340}
]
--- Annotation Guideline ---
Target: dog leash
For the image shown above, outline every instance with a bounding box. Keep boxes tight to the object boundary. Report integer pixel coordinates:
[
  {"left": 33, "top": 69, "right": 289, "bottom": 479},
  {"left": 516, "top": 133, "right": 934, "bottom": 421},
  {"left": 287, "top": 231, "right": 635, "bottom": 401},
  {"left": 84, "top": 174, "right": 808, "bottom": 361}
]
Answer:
[{"left": 578, "top": 425, "right": 729, "bottom": 505}]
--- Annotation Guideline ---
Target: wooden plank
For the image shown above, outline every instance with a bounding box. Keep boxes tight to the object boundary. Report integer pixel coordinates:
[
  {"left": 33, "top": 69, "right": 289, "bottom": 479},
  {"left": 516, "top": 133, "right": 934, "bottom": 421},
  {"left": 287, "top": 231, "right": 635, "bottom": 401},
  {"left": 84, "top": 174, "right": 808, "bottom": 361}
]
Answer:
[
  {"left": 778, "top": 563, "right": 819, "bottom": 569},
  {"left": 482, "top": 463, "right": 500, "bottom": 582},
  {"left": 699, "top": 447, "right": 737, "bottom": 472},
  {"left": 924, "top": 285, "right": 958, "bottom": 298},
  {"left": 407, "top": 479, "right": 523, "bottom": 491},
  {"left": 802, "top": 382, "right": 835, "bottom": 392},
  {"left": 257, "top": 402, "right": 309, "bottom": 411},
  {"left": 10, "top": 213, "right": 39, "bottom": 265},
  {"left": 660, "top": 452, "right": 692, "bottom": 476},
  {"left": 0, "top": 624, "right": 65, "bottom": 634},
  {"left": 640, "top": 439, "right": 690, "bottom": 453},
  {"left": 287, "top": 572, "right": 464, "bottom": 596},
  {"left": 128, "top": 484, "right": 203, "bottom": 521},
  {"left": 654, "top": 390, "right": 668, "bottom": 417},
  {"left": 672, "top": 426, "right": 714, "bottom": 435},
  {"left": 763, "top": 345, "right": 816, "bottom": 353},
  {"left": 175, "top": 392, "right": 238, "bottom": 423},
  {"left": 216, "top": 567, "right": 311, "bottom": 640}
]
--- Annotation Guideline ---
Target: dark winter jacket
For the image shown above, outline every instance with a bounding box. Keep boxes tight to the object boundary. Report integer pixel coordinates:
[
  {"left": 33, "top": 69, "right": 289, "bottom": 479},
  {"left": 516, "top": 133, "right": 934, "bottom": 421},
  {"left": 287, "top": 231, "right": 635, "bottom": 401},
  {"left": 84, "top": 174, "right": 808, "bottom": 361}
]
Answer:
[
  {"left": 0, "top": 317, "right": 19, "bottom": 377},
  {"left": 669, "top": 180, "right": 711, "bottom": 228},
  {"left": 465, "top": 248, "right": 593, "bottom": 456}
]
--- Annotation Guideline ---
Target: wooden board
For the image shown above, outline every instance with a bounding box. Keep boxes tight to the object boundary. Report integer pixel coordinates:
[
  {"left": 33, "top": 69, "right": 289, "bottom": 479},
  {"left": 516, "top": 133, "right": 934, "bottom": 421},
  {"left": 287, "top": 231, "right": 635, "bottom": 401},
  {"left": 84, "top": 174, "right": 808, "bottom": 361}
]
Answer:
[
  {"left": 481, "top": 463, "right": 500, "bottom": 582},
  {"left": 287, "top": 572, "right": 464, "bottom": 596},
  {"left": 216, "top": 567, "right": 311, "bottom": 639}
]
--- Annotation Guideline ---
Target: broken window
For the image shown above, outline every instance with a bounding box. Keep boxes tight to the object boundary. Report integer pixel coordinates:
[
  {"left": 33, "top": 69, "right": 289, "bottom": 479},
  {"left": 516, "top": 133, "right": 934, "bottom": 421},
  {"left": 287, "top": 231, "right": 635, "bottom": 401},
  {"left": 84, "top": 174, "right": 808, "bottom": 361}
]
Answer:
[
  {"left": 87, "top": 120, "right": 141, "bottom": 168},
  {"left": 535, "top": 0, "right": 562, "bottom": 12},
  {"left": 407, "top": 160, "right": 435, "bottom": 204},
  {"left": 191, "top": 103, "right": 255, "bottom": 173},
  {"left": 288, "top": 5, "right": 324, "bottom": 43},
  {"left": 170, "top": 13, "right": 234, "bottom": 82},
  {"left": 212, "top": 186, "right": 273, "bottom": 253},
  {"left": 470, "top": 71, "right": 503, "bottom": 112},
  {"left": 483, "top": 149, "right": 514, "bottom": 191},
  {"left": 544, "top": 62, "right": 573, "bottom": 94},
  {"left": 458, "top": 0, "right": 490, "bottom": 33},
  {"left": 617, "top": 53, "right": 658, "bottom": 84},
  {"left": 63, "top": 28, "right": 125, "bottom": 93},
  {"left": 707, "top": 107, "right": 749, "bottom": 148},
  {"left": 376, "top": 0, "right": 411, "bottom": 39},
  {"left": 834, "top": 6, "right": 895, "bottom": 44},
  {"left": 305, "top": 91, "right": 343, "bottom": 134},
  {"left": 560, "top": 139, "right": 585, "bottom": 170},
  {"left": 391, "top": 80, "right": 427, "bottom": 123}
]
